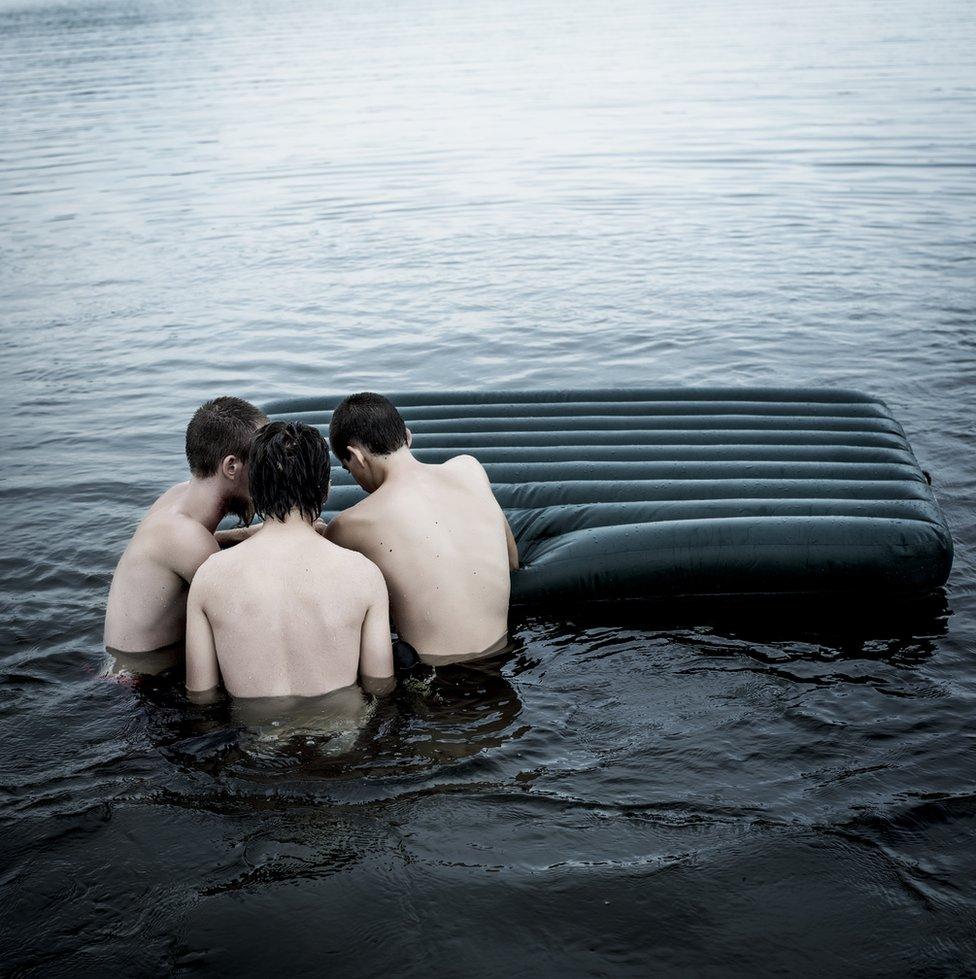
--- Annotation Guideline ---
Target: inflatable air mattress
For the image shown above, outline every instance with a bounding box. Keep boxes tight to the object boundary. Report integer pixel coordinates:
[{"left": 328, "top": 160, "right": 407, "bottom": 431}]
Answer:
[{"left": 263, "top": 389, "right": 953, "bottom": 604}]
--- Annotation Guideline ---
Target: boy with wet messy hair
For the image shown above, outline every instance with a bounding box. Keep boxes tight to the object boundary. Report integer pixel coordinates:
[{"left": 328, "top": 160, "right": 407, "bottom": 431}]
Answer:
[{"left": 185, "top": 422, "right": 393, "bottom": 699}]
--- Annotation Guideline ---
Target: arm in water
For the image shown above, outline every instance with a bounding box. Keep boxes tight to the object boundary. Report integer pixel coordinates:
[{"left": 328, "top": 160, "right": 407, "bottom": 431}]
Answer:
[
  {"left": 359, "top": 564, "right": 395, "bottom": 696},
  {"left": 185, "top": 561, "right": 223, "bottom": 702}
]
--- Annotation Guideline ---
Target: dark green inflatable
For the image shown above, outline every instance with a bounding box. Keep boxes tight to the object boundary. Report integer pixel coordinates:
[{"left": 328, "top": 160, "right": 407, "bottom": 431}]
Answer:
[{"left": 263, "top": 389, "right": 953, "bottom": 604}]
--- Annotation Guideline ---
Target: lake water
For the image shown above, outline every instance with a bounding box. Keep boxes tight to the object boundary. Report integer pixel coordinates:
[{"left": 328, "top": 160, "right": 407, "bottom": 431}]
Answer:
[{"left": 1, "top": 0, "right": 975, "bottom": 973}]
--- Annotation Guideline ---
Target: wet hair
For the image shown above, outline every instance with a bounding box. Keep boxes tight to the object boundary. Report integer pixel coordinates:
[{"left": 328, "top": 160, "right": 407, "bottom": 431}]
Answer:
[
  {"left": 250, "top": 421, "right": 330, "bottom": 523},
  {"left": 329, "top": 392, "right": 408, "bottom": 463},
  {"left": 185, "top": 397, "right": 267, "bottom": 478}
]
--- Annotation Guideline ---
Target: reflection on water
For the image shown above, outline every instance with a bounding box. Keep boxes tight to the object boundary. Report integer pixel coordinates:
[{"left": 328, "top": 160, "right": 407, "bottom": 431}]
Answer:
[
  {"left": 548, "top": 590, "right": 951, "bottom": 667},
  {"left": 1, "top": 0, "right": 975, "bottom": 972}
]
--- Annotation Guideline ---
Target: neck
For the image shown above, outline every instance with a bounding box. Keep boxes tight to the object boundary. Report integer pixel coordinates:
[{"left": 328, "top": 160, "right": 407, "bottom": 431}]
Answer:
[
  {"left": 181, "top": 476, "right": 236, "bottom": 533},
  {"left": 371, "top": 447, "right": 421, "bottom": 488},
  {"left": 257, "top": 511, "right": 316, "bottom": 534}
]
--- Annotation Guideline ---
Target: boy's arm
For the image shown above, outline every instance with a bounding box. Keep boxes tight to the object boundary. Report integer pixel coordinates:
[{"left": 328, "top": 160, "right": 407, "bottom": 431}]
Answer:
[
  {"left": 214, "top": 523, "right": 262, "bottom": 548},
  {"left": 164, "top": 518, "right": 220, "bottom": 585},
  {"left": 450, "top": 454, "right": 519, "bottom": 569},
  {"left": 504, "top": 516, "right": 520, "bottom": 571},
  {"left": 359, "top": 564, "right": 395, "bottom": 695},
  {"left": 326, "top": 511, "right": 367, "bottom": 554},
  {"left": 185, "top": 567, "right": 222, "bottom": 698}
]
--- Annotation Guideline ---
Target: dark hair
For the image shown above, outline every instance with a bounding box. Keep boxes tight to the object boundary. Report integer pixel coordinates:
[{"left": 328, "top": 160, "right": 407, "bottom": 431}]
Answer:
[
  {"left": 185, "top": 397, "right": 267, "bottom": 478},
  {"left": 329, "top": 392, "right": 408, "bottom": 463},
  {"left": 250, "top": 421, "right": 330, "bottom": 523}
]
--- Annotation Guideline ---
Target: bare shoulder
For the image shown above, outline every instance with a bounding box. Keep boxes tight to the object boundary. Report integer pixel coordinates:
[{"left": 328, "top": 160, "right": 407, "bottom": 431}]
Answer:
[
  {"left": 324, "top": 538, "right": 387, "bottom": 601},
  {"left": 147, "top": 481, "right": 190, "bottom": 514},
  {"left": 444, "top": 454, "right": 490, "bottom": 484},
  {"left": 331, "top": 537, "right": 382, "bottom": 577},
  {"left": 358, "top": 554, "right": 389, "bottom": 602},
  {"left": 147, "top": 510, "right": 214, "bottom": 550},
  {"left": 143, "top": 511, "right": 219, "bottom": 581},
  {"left": 186, "top": 547, "right": 226, "bottom": 598},
  {"left": 326, "top": 500, "right": 377, "bottom": 544}
]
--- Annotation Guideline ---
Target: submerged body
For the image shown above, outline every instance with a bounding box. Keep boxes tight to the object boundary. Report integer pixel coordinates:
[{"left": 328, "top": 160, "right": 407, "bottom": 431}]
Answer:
[
  {"left": 185, "top": 518, "right": 393, "bottom": 698},
  {"left": 230, "top": 683, "right": 373, "bottom": 740},
  {"left": 328, "top": 454, "right": 516, "bottom": 663},
  {"left": 104, "top": 481, "right": 221, "bottom": 654}
]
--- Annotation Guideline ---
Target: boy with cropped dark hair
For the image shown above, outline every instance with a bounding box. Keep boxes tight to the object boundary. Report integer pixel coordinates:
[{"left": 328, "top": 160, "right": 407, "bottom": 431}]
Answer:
[
  {"left": 185, "top": 396, "right": 268, "bottom": 478},
  {"left": 327, "top": 392, "right": 518, "bottom": 668},
  {"left": 329, "top": 391, "right": 409, "bottom": 463},
  {"left": 185, "top": 421, "right": 393, "bottom": 699},
  {"left": 105, "top": 396, "right": 267, "bottom": 658}
]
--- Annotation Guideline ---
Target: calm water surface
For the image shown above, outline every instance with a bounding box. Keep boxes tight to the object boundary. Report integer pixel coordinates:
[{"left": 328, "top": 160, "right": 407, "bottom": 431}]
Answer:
[{"left": 1, "top": 0, "right": 975, "bottom": 974}]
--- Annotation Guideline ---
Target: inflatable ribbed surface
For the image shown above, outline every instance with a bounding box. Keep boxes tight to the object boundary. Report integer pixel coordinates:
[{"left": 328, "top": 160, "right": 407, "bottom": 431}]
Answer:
[{"left": 263, "top": 389, "right": 953, "bottom": 603}]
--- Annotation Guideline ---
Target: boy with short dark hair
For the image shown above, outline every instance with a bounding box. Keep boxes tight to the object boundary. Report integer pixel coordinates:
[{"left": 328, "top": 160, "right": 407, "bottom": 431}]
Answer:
[
  {"left": 328, "top": 393, "right": 518, "bottom": 667},
  {"left": 104, "top": 396, "right": 267, "bottom": 656}
]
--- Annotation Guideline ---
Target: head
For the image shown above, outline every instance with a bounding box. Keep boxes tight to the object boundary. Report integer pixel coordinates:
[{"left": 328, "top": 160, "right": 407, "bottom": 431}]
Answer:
[
  {"left": 185, "top": 396, "right": 268, "bottom": 522},
  {"left": 250, "top": 421, "right": 331, "bottom": 524},
  {"left": 329, "top": 392, "right": 412, "bottom": 492}
]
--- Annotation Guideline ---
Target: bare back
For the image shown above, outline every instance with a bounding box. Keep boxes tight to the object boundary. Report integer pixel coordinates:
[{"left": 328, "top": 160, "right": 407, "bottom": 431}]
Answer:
[
  {"left": 185, "top": 523, "right": 393, "bottom": 698},
  {"left": 329, "top": 456, "right": 512, "bottom": 661},
  {"left": 104, "top": 483, "right": 217, "bottom": 654}
]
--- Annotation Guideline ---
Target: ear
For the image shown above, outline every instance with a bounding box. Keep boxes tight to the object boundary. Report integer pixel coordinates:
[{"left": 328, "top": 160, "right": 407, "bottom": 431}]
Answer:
[
  {"left": 220, "top": 454, "right": 242, "bottom": 480},
  {"left": 347, "top": 445, "right": 367, "bottom": 470},
  {"left": 405, "top": 428, "right": 413, "bottom": 449}
]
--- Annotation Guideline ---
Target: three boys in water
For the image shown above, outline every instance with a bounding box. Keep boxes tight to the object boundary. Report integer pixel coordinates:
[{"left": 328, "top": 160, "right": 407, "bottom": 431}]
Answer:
[{"left": 104, "top": 394, "right": 518, "bottom": 699}]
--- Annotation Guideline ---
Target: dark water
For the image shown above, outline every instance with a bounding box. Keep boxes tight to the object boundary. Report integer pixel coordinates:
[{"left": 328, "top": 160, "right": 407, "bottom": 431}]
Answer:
[{"left": 2, "top": 0, "right": 975, "bottom": 973}]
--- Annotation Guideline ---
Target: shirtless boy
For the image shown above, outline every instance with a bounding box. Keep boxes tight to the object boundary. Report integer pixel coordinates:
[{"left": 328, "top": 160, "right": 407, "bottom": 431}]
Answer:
[
  {"left": 185, "top": 421, "right": 394, "bottom": 699},
  {"left": 327, "top": 393, "right": 519, "bottom": 667},
  {"left": 104, "top": 396, "right": 267, "bottom": 656}
]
